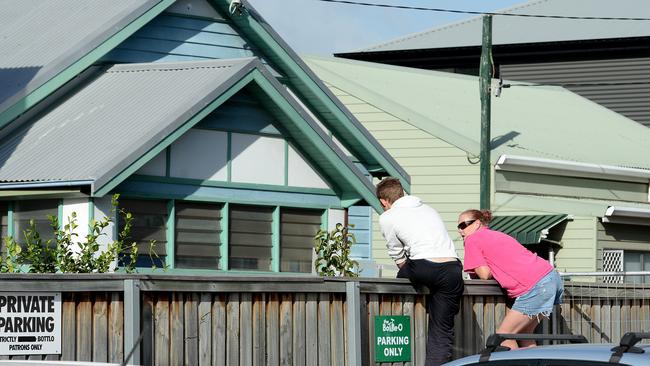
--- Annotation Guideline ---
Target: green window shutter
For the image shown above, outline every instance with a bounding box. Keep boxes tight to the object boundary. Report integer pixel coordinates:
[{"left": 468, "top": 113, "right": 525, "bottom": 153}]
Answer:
[
  {"left": 280, "top": 208, "right": 323, "bottom": 273},
  {"left": 229, "top": 204, "right": 273, "bottom": 271},
  {"left": 174, "top": 201, "right": 223, "bottom": 270}
]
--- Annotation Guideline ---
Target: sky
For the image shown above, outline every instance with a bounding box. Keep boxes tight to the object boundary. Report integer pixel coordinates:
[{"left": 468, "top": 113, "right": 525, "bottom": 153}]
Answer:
[{"left": 247, "top": 0, "right": 525, "bottom": 56}]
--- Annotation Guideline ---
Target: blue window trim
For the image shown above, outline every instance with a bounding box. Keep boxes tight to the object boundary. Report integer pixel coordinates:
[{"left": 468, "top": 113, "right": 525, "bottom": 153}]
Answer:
[
  {"left": 6, "top": 202, "right": 13, "bottom": 238},
  {"left": 166, "top": 200, "right": 175, "bottom": 270}
]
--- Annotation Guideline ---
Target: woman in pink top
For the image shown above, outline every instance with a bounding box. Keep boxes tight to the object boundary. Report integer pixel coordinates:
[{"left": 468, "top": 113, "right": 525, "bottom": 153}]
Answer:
[{"left": 458, "top": 209, "right": 563, "bottom": 349}]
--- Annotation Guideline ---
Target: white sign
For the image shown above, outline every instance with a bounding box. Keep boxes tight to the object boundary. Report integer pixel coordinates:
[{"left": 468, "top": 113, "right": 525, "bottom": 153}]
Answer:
[{"left": 0, "top": 292, "right": 61, "bottom": 355}]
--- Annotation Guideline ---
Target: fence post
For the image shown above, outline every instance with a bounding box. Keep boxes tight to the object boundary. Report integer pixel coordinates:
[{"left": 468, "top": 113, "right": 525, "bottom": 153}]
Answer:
[
  {"left": 346, "top": 281, "right": 362, "bottom": 366},
  {"left": 124, "top": 279, "right": 141, "bottom": 365}
]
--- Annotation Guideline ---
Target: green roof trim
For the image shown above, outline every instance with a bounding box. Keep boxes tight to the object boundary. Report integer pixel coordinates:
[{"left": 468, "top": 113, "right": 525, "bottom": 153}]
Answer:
[
  {"left": 209, "top": 0, "right": 410, "bottom": 191},
  {"left": 0, "top": 0, "right": 177, "bottom": 131},
  {"left": 490, "top": 214, "right": 568, "bottom": 245}
]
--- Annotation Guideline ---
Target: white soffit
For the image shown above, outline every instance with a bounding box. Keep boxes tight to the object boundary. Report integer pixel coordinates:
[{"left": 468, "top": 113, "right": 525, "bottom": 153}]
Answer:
[{"left": 495, "top": 155, "right": 650, "bottom": 183}]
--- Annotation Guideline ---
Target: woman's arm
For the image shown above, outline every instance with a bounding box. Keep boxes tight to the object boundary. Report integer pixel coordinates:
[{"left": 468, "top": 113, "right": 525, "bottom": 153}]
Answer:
[{"left": 474, "top": 265, "right": 493, "bottom": 280}]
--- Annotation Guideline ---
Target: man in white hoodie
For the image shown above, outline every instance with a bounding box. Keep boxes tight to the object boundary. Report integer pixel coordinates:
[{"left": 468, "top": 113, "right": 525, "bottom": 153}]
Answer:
[{"left": 376, "top": 177, "right": 464, "bottom": 366}]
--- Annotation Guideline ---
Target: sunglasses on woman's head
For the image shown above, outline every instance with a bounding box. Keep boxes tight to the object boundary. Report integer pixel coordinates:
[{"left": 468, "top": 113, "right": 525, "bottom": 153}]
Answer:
[{"left": 457, "top": 220, "right": 476, "bottom": 230}]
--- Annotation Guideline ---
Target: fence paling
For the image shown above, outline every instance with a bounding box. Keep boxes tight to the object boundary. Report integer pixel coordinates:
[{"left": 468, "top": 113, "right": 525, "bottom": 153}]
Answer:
[{"left": 0, "top": 275, "right": 649, "bottom": 365}]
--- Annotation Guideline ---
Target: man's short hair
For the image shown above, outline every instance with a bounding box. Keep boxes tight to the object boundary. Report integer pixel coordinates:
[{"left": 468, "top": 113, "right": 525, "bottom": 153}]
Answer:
[{"left": 376, "top": 177, "right": 404, "bottom": 204}]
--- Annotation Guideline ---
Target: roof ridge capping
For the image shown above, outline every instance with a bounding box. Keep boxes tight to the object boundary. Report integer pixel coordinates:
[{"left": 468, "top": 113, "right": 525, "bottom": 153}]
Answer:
[
  {"left": 496, "top": 154, "right": 650, "bottom": 183},
  {"left": 356, "top": 0, "right": 550, "bottom": 52},
  {"left": 107, "top": 57, "right": 259, "bottom": 73}
]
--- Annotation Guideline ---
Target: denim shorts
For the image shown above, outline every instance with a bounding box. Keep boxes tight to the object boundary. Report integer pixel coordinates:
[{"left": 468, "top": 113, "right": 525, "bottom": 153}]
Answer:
[{"left": 512, "top": 270, "right": 564, "bottom": 318}]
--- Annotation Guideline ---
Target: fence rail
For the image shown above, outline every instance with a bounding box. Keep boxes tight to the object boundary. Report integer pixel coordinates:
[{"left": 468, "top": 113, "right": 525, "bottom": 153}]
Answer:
[{"left": 0, "top": 274, "right": 648, "bottom": 365}]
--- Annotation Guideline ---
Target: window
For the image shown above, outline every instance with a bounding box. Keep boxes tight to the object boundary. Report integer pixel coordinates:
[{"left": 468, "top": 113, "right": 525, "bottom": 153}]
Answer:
[
  {"left": 115, "top": 199, "right": 325, "bottom": 272},
  {"left": 229, "top": 204, "right": 273, "bottom": 271},
  {"left": 280, "top": 208, "right": 323, "bottom": 273},
  {"left": 623, "top": 251, "right": 650, "bottom": 284},
  {"left": 13, "top": 199, "right": 58, "bottom": 246},
  {"left": 119, "top": 199, "right": 168, "bottom": 267},
  {"left": 175, "top": 202, "right": 223, "bottom": 270},
  {"left": 0, "top": 201, "right": 7, "bottom": 239}
]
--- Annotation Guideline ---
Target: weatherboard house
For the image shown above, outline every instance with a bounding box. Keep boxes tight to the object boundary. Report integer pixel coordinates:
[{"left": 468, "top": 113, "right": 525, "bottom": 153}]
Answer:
[
  {"left": 0, "top": 0, "right": 409, "bottom": 274},
  {"left": 305, "top": 56, "right": 650, "bottom": 279}
]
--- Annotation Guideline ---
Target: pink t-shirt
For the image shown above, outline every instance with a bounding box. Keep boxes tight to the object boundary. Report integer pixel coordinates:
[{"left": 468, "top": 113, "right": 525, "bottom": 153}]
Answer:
[{"left": 463, "top": 227, "right": 553, "bottom": 298}]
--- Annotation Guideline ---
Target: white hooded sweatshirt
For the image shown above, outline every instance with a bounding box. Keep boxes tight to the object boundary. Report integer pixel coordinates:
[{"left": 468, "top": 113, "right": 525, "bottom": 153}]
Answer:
[{"left": 379, "top": 195, "right": 458, "bottom": 265}]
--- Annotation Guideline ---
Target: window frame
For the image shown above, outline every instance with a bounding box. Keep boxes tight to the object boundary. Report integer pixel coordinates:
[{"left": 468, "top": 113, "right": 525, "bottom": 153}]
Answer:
[{"left": 120, "top": 198, "right": 327, "bottom": 274}]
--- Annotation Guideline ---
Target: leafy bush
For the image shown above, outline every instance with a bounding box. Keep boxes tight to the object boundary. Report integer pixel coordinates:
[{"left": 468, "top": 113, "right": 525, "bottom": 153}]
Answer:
[
  {"left": 0, "top": 194, "right": 163, "bottom": 273},
  {"left": 313, "top": 223, "right": 359, "bottom": 277}
]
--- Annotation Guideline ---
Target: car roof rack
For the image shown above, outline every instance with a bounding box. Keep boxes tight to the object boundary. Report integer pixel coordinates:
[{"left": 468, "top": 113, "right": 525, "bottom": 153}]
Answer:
[
  {"left": 479, "top": 333, "right": 588, "bottom": 362},
  {"left": 609, "top": 332, "right": 650, "bottom": 364}
]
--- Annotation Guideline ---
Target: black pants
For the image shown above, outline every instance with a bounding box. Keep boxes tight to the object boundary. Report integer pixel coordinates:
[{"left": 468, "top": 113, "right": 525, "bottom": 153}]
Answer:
[{"left": 398, "top": 259, "right": 464, "bottom": 366}]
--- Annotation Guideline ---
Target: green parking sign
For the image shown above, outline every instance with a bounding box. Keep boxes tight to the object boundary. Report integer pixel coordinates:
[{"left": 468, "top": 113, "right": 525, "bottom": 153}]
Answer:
[{"left": 374, "top": 315, "right": 411, "bottom": 362}]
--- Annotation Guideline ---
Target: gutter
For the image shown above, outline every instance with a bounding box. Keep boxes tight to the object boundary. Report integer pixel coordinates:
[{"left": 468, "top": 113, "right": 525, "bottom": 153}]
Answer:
[
  {"left": 602, "top": 206, "right": 650, "bottom": 226},
  {"left": 495, "top": 154, "right": 650, "bottom": 183},
  {"left": 0, "top": 180, "right": 93, "bottom": 190}
]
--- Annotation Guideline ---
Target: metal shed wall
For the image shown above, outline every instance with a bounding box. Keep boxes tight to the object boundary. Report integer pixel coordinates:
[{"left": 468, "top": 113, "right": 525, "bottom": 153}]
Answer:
[{"left": 501, "top": 57, "right": 650, "bottom": 128}]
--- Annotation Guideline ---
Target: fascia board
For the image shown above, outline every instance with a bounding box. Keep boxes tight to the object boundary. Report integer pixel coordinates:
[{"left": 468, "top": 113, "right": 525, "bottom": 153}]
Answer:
[{"left": 496, "top": 154, "right": 650, "bottom": 183}]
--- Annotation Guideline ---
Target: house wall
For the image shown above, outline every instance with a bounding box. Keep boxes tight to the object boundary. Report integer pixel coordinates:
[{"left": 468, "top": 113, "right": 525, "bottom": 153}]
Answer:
[
  {"left": 501, "top": 57, "right": 650, "bottom": 128},
  {"left": 496, "top": 171, "right": 648, "bottom": 203},
  {"left": 597, "top": 221, "right": 650, "bottom": 271},
  {"left": 323, "top": 83, "right": 481, "bottom": 277},
  {"left": 325, "top": 81, "right": 611, "bottom": 276},
  {"left": 103, "top": 11, "right": 253, "bottom": 63},
  {"left": 61, "top": 198, "right": 90, "bottom": 245},
  {"left": 487, "top": 204, "right": 598, "bottom": 275}
]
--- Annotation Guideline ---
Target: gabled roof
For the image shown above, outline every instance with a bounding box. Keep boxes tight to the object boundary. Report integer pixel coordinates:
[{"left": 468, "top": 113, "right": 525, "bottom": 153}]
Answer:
[
  {"left": 0, "top": 58, "right": 383, "bottom": 211},
  {"left": 209, "top": 0, "right": 410, "bottom": 190},
  {"left": 358, "top": 0, "right": 650, "bottom": 52},
  {"left": 0, "top": 0, "right": 410, "bottom": 191},
  {"left": 304, "top": 56, "right": 650, "bottom": 171},
  {"left": 0, "top": 0, "right": 176, "bottom": 130}
]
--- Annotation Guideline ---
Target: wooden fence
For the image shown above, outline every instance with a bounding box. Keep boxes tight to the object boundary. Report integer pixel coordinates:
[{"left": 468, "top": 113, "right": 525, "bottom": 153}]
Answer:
[{"left": 0, "top": 275, "right": 648, "bottom": 365}]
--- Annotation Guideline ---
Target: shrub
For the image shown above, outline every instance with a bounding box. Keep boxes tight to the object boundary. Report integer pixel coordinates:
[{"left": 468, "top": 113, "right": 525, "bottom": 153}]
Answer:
[
  {"left": 313, "top": 223, "right": 359, "bottom": 277},
  {"left": 0, "top": 194, "right": 163, "bottom": 273}
]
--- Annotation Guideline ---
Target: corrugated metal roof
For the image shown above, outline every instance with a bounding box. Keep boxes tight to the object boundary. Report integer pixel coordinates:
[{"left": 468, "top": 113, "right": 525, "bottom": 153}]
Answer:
[
  {"left": 359, "top": 0, "right": 650, "bottom": 52},
  {"left": 0, "top": 58, "right": 257, "bottom": 189},
  {"left": 0, "top": 0, "right": 158, "bottom": 114},
  {"left": 490, "top": 214, "right": 568, "bottom": 244},
  {"left": 304, "top": 56, "right": 650, "bottom": 170},
  {"left": 0, "top": 57, "right": 380, "bottom": 209}
]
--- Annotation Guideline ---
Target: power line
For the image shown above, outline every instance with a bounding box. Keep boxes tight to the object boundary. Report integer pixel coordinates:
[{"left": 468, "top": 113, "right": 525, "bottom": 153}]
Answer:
[
  {"left": 317, "top": 0, "right": 650, "bottom": 21},
  {"left": 506, "top": 81, "right": 650, "bottom": 87}
]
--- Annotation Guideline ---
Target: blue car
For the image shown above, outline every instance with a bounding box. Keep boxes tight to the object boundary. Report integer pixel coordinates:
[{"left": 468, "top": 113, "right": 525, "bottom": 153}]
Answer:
[{"left": 444, "top": 332, "right": 650, "bottom": 366}]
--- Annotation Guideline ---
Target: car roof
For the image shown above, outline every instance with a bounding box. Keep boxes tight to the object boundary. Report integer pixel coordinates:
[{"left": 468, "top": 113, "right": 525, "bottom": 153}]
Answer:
[{"left": 444, "top": 343, "right": 650, "bottom": 365}]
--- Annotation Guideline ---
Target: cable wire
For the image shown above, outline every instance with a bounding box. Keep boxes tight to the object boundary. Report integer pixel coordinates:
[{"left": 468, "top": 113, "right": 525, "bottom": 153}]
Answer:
[
  {"left": 317, "top": 0, "right": 650, "bottom": 21},
  {"left": 506, "top": 81, "right": 650, "bottom": 87}
]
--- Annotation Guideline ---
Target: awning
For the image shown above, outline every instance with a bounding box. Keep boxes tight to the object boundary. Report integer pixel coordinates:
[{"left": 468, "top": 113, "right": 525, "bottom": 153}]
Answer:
[{"left": 490, "top": 214, "right": 568, "bottom": 245}]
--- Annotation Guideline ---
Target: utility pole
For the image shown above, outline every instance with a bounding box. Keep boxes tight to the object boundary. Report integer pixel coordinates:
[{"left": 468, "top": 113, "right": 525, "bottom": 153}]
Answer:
[{"left": 479, "top": 15, "right": 493, "bottom": 210}]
